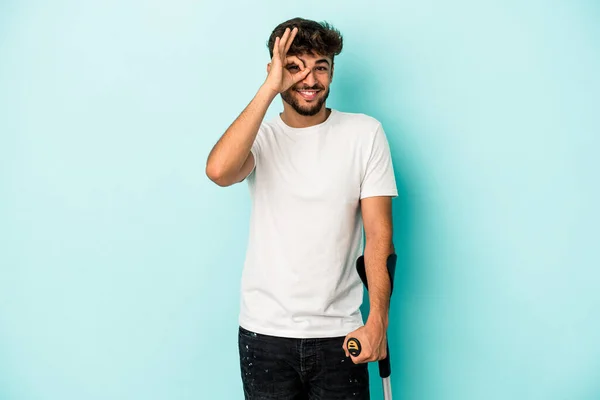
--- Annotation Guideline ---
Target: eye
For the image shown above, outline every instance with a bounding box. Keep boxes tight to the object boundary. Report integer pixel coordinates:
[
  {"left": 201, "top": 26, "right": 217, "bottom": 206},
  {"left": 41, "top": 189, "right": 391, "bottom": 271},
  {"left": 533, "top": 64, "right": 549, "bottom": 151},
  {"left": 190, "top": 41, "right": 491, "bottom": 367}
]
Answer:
[{"left": 287, "top": 64, "right": 300, "bottom": 71}]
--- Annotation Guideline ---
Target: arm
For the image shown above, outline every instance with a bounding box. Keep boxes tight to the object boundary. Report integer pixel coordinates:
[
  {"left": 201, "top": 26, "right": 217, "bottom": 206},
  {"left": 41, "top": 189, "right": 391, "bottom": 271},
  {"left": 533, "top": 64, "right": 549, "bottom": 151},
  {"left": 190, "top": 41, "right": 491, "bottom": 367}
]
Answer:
[
  {"left": 343, "top": 195, "right": 394, "bottom": 363},
  {"left": 343, "top": 122, "right": 398, "bottom": 363},
  {"left": 361, "top": 195, "right": 394, "bottom": 331},
  {"left": 205, "top": 26, "right": 310, "bottom": 187},
  {"left": 205, "top": 86, "right": 276, "bottom": 186}
]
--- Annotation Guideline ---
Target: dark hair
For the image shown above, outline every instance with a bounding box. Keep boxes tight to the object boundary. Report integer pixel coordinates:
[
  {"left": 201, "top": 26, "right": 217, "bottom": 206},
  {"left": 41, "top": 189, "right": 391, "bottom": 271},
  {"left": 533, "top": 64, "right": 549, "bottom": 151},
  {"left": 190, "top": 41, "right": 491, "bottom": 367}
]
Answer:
[{"left": 267, "top": 18, "right": 343, "bottom": 62}]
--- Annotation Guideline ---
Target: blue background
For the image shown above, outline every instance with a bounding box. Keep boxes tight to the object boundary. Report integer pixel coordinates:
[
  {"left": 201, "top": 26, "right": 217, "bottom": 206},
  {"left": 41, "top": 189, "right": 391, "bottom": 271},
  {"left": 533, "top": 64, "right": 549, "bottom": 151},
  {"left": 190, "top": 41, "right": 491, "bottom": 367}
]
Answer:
[{"left": 1, "top": 1, "right": 599, "bottom": 399}]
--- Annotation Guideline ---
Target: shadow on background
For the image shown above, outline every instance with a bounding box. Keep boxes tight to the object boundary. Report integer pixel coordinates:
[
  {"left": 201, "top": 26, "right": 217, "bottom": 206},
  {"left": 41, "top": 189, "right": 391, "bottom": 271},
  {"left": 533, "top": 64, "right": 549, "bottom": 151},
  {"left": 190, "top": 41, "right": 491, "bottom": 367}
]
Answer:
[{"left": 333, "top": 56, "right": 421, "bottom": 399}]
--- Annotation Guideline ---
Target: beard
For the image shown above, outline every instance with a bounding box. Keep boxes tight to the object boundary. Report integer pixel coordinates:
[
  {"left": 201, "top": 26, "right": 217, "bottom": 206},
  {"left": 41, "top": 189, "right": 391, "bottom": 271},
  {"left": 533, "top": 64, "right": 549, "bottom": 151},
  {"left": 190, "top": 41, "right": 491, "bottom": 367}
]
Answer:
[{"left": 281, "top": 84, "right": 330, "bottom": 116}]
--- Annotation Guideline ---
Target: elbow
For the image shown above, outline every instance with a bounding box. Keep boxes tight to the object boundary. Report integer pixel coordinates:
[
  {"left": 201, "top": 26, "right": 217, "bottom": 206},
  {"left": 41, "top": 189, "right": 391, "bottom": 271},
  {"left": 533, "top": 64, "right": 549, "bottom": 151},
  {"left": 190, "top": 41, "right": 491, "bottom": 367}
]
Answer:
[{"left": 205, "top": 163, "right": 233, "bottom": 187}]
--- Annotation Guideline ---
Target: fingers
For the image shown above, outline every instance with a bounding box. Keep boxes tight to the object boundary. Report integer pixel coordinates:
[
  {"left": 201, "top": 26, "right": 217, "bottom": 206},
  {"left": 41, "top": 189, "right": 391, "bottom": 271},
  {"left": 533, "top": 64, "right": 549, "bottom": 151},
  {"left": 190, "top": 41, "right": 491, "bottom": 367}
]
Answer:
[
  {"left": 286, "top": 55, "right": 305, "bottom": 69},
  {"left": 278, "top": 28, "right": 291, "bottom": 58},
  {"left": 272, "top": 27, "right": 293, "bottom": 62},
  {"left": 276, "top": 27, "right": 299, "bottom": 61},
  {"left": 344, "top": 334, "right": 367, "bottom": 364},
  {"left": 342, "top": 337, "right": 350, "bottom": 358},
  {"left": 343, "top": 332, "right": 386, "bottom": 364},
  {"left": 285, "top": 56, "right": 310, "bottom": 82},
  {"left": 283, "top": 27, "right": 298, "bottom": 55},
  {"left": 351, "top": 352, "right": 367, "bottom": 364},
  {"left": 272, "top": 27, "right": 300, "bottom": 73},
  {"left": 272, "top": 36, "right": 281, "bottom": 62},
  {"left": 293, "top": 68, "right": 311, "bottom": 83}
]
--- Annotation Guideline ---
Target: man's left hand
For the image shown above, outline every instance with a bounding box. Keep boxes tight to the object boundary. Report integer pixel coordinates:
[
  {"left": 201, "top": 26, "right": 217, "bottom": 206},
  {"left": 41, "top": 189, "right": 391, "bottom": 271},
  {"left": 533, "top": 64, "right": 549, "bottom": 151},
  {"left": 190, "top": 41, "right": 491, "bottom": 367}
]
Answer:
[{"left": 342, "top": 319, "right": 387, "bottom": 364}]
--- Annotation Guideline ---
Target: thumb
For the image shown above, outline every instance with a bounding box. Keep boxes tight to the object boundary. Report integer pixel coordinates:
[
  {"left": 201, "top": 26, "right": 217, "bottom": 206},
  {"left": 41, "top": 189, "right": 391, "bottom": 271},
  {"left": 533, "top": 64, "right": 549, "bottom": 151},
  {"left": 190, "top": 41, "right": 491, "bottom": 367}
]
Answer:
[
  {"left": 293, "top": 68, "right": 311, "bottom": 83},
  {"left": 342, "top": 336, "right": 350, "bottom": 357}
]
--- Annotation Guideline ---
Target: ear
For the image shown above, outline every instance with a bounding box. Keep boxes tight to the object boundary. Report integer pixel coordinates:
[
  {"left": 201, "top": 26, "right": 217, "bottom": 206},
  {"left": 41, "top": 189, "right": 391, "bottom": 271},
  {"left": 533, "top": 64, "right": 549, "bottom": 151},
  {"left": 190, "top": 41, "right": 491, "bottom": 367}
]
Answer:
[{"left": 267, "top": 63, "right": 271, "bottom": 74}]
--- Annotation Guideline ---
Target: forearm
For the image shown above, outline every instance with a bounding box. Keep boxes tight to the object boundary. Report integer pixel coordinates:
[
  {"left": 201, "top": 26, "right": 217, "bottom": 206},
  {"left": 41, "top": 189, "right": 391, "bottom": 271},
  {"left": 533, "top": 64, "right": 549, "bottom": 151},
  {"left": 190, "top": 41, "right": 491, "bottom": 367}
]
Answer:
[
  {"left": 364, "top": 231, "right": 394, "bottom": 328},
  {"left": 206, "top": 84, "right": 277, "bottom": 183}
]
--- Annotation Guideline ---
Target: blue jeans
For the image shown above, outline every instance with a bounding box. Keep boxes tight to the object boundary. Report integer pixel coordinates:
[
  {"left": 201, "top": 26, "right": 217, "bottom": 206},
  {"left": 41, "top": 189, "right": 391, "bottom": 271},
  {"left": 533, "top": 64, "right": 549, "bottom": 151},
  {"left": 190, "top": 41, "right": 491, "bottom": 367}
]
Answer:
[{"left": 238, "top": 326, "right": 370, "bottom": 399}]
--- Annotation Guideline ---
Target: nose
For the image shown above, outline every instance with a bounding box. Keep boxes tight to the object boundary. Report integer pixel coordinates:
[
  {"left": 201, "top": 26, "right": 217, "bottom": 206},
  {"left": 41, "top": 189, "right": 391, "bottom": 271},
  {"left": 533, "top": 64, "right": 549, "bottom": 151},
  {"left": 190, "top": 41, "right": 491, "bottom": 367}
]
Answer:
[{"left": 301, "top": 68, "right": 317, "bottom": 86}]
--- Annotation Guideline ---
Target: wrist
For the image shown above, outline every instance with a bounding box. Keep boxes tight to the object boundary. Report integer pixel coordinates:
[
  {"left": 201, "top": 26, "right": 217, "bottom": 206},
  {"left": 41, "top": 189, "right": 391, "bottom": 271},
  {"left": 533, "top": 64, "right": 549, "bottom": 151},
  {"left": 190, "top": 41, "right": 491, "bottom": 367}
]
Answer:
[
  {"left": 366, "top": 311, "right": 389, "bottom": 330},
  {"left": 258, "top": 83, "right": 279, "bottom": 99}
]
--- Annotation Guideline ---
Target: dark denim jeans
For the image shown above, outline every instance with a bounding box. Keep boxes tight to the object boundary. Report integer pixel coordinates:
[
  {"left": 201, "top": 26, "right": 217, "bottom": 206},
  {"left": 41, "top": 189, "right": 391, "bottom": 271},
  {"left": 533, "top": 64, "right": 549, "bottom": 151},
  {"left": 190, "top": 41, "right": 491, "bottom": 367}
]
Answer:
[{"left": 238, "top": 326, "right": 370, "bottom": 399}]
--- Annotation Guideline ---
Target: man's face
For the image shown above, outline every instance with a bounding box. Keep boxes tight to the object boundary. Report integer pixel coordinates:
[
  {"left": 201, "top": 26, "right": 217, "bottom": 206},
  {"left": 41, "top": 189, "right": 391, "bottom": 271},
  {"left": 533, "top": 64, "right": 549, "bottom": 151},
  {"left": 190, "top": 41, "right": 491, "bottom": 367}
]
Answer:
[{"left": 280, "top": 53, "right": 333, "bottom": 116}]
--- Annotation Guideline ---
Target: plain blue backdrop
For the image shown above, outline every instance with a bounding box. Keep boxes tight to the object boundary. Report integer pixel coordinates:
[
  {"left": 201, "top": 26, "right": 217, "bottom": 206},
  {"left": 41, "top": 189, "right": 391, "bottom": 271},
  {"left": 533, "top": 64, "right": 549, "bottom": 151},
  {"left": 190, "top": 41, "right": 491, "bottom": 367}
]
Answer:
[{"left": 1, "top": 0, "right": 599, "bottom": 399}]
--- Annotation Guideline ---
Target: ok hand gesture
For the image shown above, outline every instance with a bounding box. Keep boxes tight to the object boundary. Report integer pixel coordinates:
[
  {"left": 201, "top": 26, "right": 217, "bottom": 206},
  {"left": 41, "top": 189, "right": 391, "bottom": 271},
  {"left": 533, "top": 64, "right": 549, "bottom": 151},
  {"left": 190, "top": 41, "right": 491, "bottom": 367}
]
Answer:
[{"left": 263, "top": 27, "right": 311, "bottom": 94}]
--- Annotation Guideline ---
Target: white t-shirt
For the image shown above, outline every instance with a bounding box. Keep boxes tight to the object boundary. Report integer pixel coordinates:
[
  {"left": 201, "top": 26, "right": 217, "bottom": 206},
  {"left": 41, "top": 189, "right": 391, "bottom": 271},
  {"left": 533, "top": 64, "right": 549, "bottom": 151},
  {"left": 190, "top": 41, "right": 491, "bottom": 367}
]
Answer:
[{"left": 239, "top": 108, "right": 398, "bottom": 339}]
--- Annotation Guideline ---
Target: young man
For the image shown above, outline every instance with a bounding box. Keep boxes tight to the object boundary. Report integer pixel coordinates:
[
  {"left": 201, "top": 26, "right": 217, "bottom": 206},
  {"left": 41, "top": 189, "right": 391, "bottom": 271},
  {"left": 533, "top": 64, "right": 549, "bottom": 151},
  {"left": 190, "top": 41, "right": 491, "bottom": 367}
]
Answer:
[{"left": 206, "top": 17, "right": 398, "bottom": 399}]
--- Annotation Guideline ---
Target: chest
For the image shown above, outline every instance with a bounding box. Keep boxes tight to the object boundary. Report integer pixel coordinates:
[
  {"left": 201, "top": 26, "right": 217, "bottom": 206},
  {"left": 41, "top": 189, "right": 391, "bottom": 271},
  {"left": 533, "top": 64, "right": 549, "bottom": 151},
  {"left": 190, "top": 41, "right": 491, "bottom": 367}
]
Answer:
[{"left": 255, "top": 133, "right": 366, "bottom": 203}]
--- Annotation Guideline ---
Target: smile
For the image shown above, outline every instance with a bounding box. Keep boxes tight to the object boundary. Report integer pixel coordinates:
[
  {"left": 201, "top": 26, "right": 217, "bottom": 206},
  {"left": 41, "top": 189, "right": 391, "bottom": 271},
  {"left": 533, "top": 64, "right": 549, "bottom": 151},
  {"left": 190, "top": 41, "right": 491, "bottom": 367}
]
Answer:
[{"left": 296, "top": 89, "right": 321, "bottom": 101}]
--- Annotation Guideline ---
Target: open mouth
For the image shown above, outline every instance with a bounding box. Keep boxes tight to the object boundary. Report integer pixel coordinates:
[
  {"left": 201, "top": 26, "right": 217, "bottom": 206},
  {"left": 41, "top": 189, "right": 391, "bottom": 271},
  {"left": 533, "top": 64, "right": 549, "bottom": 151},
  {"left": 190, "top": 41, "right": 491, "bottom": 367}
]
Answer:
[{"left": 296, "top": 89, "right": 321, "bottom": 101}]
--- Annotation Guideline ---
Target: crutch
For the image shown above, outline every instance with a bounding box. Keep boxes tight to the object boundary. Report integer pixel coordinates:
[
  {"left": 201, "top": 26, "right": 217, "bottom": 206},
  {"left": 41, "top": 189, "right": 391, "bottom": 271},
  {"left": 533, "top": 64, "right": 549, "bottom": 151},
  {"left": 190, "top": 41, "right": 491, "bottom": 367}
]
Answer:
[{"left": 347, "top": 253, "right": 397, "bottom": 400}]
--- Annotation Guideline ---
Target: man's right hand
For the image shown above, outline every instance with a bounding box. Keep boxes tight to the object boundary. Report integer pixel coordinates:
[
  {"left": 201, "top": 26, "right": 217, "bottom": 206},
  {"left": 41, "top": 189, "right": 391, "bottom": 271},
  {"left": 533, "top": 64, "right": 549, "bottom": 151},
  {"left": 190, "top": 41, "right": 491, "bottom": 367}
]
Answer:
[{"left": 263, "top": 27, "right": 311, "bottom": 94}]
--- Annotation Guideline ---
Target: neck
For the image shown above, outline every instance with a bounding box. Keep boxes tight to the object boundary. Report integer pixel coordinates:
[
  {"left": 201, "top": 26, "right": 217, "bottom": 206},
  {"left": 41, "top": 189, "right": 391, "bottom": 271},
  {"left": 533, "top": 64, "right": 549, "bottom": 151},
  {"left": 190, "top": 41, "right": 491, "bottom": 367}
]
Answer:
[{"left": 280, "top": 104, "right": 331, "bottom": 128}]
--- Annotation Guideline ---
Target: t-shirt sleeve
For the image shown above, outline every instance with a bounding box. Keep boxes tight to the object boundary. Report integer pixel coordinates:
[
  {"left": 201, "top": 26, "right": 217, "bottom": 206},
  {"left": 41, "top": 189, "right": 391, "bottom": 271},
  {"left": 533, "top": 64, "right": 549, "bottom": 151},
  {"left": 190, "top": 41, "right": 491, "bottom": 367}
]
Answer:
[
  {"left": 360, "top": 123, "right": 398, "bottom": 199},
  {"left": 243, "top": 125, "right": 264, "bottom": 181}
]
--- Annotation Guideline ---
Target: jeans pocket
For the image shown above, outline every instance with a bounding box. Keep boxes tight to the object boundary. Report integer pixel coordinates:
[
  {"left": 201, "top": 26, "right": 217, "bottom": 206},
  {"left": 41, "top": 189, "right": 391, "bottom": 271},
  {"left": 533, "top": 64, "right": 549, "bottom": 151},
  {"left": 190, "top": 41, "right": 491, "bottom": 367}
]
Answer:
[{"left": 239, "top": 326, "right": 258, "bottom": 338}]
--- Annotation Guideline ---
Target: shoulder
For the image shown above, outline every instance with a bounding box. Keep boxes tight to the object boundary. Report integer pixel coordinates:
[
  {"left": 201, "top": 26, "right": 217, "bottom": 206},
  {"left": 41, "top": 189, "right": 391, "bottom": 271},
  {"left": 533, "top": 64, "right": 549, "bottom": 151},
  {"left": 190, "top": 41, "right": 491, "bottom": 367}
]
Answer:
[
  {"left": 332, "top": 110, "right": 382, "bottom": 133},
  {"left": 254, "top": 119, "right": 279, "bottom": 143},
  {"left": 331, "top": 110, "right": 385, "bottom": 145}
]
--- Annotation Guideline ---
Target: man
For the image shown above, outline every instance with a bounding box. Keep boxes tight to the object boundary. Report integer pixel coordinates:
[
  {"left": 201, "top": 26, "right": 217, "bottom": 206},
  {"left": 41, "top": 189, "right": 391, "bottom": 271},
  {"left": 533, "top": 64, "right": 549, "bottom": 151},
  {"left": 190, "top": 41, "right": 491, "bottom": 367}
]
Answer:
[{"left": 206, "top": 17, "right": 398, "bottom": 399}]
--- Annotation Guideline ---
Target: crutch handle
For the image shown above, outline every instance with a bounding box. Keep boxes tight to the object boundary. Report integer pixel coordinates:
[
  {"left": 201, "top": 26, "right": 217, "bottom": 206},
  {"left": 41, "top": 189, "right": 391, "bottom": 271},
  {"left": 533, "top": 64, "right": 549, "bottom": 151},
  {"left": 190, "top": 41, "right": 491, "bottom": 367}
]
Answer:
[
  {"left": 347, "top": 337, "right": 391, "bottom": 378},
  {"left": 347, "top": 337, "right": 362, "bottom": 357}
]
